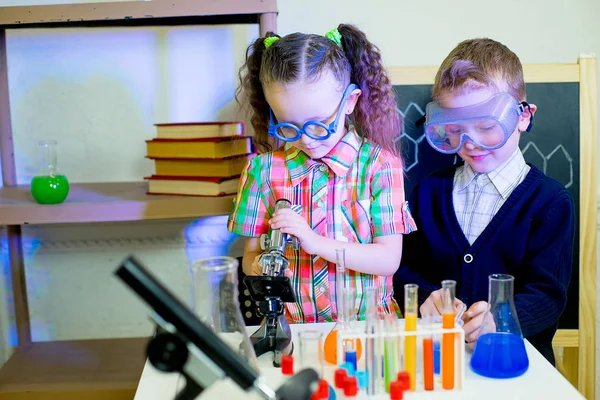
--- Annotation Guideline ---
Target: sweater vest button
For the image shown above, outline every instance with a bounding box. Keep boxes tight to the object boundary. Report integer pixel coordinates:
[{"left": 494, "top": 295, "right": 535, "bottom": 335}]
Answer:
[{"left": 463, "top": 254, "right": 474, "bottom": 263}]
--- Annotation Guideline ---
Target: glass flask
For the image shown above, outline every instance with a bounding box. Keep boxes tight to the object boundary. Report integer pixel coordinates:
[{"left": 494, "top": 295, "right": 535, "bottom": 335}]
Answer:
[
  {"left": 470, "top": 274, "right": 529, "bottom": 378},
  {"left": 30, "top": 140, "right": 70, "bottom": 204},
  {"left": 192, "top": 256, "right": 259, "bottom": 371}
]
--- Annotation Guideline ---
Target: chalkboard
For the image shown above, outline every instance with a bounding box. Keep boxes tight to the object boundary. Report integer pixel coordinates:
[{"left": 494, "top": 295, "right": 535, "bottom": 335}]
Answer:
[{"left": 392, "top": 82, "right": 580, "bottom": 330}]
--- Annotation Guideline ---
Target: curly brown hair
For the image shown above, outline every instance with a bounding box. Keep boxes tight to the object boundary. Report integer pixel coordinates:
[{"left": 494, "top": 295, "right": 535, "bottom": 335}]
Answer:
[{"left": 236, "top": 23, "right": 401, "bottom": 156}]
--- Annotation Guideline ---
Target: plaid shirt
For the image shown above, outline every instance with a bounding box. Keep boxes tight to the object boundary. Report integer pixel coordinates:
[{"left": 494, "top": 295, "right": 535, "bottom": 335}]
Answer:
[
  {"left": 453, "top": 149, "right": 530, "bottom": 244},
  {"left": 228, "top": 128, "right": 417, "bottom": 323}
]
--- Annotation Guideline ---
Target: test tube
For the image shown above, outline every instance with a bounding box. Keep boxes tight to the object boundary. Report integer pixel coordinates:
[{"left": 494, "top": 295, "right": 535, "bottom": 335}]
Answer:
[
  {"left": 325, "top": 249, "right": 349, "bottom": 366},
  {"left": 336, "top": 248, "right": 349, "bottom": 331},
  {"left": 441, "top": 280, "right": 456, "bottom": 390},
  {"left": 343, "top": 286, "right": 358, "bottom": 365},
  {"left": 364, "top": 286, "right": 379, "bottom": 396},
  {"left": 344, "top": 338, "right": 357, "bottom": 373},
  {"left": 403, "top": 284, "right": 418, "bottom": 391},
  {"left": 383, "top": 313, "right": 398, "bottom": 393},
  {"left": 298, "top": 330, "right": 324, "bottom": 378},
  {"left": 422, "top": 315, "right": 434, "bottom": 390}
]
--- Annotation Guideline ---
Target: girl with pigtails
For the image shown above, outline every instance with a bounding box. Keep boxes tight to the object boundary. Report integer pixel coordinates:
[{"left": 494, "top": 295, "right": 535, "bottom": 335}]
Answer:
[{"left": 228, "top": 24, "right": 416, "bottom": 323}]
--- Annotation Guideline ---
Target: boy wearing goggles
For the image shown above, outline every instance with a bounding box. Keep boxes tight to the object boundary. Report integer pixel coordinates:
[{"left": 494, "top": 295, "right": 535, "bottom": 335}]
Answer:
[{"left": 394, "top": 38, "right": 575, "bottom": 365}]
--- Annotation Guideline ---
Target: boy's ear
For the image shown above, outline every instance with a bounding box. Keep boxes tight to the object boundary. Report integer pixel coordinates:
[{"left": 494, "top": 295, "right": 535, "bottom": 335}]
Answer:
[
  {"left": 518, "top": 103, "right": 537, "bottom": 132},
  {"left": 345, "top": 88, "right": 362, "bottom": 115}
]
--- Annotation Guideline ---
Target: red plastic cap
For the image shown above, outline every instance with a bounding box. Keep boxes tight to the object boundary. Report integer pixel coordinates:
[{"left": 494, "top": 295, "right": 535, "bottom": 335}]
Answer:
[
  {"left": 309, "top": 391, "right": 320, "bottom": 400},
  {"left": 390, "top": 381, "right": 404, "bottom": 400},
  {"left": 281, "top": 354, "right": 294, "bottom": 375},
  {"left": 334, "top": 368, "right": 348, "bottom": 388},
  {"left": 397, "top": 371, "right": 410, "bottom": 390},
  {"left": 318, "top": 379, "right": 329, "bottom": 399},
  {"left": 344, "top": 376, "right": 358, "bottom": 397}
]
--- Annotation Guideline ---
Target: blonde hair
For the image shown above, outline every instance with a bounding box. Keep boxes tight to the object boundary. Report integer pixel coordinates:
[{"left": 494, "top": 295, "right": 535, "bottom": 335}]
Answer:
[{"left": 432, "top": 38, "right": 526, "bottom": 102}]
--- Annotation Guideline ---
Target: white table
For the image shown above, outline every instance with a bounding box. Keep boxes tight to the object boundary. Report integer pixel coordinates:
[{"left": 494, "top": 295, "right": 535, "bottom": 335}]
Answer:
[{"left": 133, "top": 322, "right": 584, "bottom": 400}]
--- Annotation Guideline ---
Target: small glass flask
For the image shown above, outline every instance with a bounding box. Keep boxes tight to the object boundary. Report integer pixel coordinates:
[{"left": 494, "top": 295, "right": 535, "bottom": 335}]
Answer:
[{"left": 30, "top": 140, "right": 69, "bottom": 204}]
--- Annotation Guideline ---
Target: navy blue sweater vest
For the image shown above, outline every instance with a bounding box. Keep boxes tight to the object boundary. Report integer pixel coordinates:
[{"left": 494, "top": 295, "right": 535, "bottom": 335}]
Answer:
[{"left": 394, "top": 164, "right": 575, "bottom": 364}]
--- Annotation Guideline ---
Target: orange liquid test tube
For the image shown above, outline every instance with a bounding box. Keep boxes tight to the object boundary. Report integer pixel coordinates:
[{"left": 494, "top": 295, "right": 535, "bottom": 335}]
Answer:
[
  {"left": 441, "top": 280, "right": 456, "bottom": 390},
  {"left": 404, "top": 284, "right": 418, "bottom": 392},
  {"left": 422, "top": 316, "right": 434, "bottom": 391}
]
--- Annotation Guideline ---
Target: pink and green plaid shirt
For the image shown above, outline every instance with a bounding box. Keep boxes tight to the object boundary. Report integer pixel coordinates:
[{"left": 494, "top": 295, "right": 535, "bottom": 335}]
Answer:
[{"left": 228, "top": 128, "right": 417, "bottom": 323}]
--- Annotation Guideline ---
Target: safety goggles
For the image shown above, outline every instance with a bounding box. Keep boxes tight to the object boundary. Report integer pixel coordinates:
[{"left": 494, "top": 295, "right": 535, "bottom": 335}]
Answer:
[
  {"left": 267, "top": 83, "right": 358, "bottom": 142},
  {"left": 424, "top": 92, "right": 533, "bottom": 154}
]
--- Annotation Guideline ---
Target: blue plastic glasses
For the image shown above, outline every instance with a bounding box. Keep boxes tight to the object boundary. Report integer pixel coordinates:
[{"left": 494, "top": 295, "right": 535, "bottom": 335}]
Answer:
[{"left": 267, "top": 83, "right": 358, "bottom": 142}]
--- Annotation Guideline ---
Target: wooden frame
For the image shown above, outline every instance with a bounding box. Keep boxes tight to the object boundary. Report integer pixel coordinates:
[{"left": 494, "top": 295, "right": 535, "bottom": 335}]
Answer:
[
  {"left": 0, "top": 1, "right": 277, "bottom": 397},
  {"left": 0, "top": 0, "right": 277, "bottom": 27},
  {"left": 388, "top": 58, "right": 598, "bottom": 400},
  {"left": 0, "top": 183, "right": 236, "bottom": 225}
]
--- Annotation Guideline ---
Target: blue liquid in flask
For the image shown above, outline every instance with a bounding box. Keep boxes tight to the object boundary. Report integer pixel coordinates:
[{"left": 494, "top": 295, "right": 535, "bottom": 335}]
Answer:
[{"left": 470, "top": 332, "right": 529, "bottom": 378}]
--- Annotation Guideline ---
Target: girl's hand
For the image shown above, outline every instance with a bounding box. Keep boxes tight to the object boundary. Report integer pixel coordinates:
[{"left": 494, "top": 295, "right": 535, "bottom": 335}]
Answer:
[
  {"left": 269, "top": 208, "right": 321, "bottom": 255},
  {"left": 251, "top": 254, "right": 262, "bottom": 276}
]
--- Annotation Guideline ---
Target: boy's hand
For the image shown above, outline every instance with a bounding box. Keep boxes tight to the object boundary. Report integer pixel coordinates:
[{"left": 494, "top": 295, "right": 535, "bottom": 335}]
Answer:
[
  {"left": 463, "top": 301, "right": 496, "bottom": 349},
  {"left": 269, "top": 208, "right": 321, "bottom": 255},
  {"left": 420, "top": 288, "right": 465, "bottom": 316}
]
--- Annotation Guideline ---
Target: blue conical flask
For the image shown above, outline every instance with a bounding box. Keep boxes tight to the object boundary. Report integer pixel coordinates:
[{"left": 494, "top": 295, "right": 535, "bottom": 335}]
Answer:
[{"left": 470, "top": 274, "right": 529, "bottom": 378}]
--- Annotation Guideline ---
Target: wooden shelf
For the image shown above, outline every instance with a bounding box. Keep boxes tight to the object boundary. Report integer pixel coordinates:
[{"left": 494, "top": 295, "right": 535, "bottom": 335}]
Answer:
[
  {"left": 0, "top": 0, "right": 277, "bottom": 28},
  {"left": 0, "top": 337, "right": 148, "bottom": 399},
  {"left": 0, "top": 182, "right": 234, "bottom": 225}
]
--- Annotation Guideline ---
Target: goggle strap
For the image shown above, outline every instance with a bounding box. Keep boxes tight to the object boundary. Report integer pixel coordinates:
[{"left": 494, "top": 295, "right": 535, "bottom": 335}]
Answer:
[{"left": 520, "top": 101, "right": 534, "bottom": 132}]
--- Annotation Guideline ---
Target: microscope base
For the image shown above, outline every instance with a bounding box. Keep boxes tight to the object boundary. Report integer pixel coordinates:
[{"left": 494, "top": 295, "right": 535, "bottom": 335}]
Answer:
[{"left": 249, "top": 314, "right": 294, "bottom": 367}]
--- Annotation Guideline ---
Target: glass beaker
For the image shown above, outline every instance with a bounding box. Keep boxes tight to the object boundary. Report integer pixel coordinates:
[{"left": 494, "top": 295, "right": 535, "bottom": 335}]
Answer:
[
  {"left": 30, "top": 140, "right": 69, "bottom": 204},
  {"left": 470, "top": 274, "right": 529, "bottom": 378},
  {"left": 192, "top": 256, "right": 258, "bottom": 371},
  {"left": 298, "top": 330, "right": 324, "bottom": 377}
]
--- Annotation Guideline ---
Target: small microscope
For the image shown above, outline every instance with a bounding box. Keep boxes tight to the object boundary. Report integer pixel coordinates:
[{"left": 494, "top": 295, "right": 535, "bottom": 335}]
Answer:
[
  {"left": 114, "top": 256, "right": 319, "bottom": 400},
  {"left": 243, "top": 199, "right": 299, "bottom": 367}
]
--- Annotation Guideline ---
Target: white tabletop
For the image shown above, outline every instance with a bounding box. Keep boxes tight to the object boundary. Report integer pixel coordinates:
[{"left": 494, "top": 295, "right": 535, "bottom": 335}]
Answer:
[{"left": 133, "top": 322, "right": 583, "bottom": 400}]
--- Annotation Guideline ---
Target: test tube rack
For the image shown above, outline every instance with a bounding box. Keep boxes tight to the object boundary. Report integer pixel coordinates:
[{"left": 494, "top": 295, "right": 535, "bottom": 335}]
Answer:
[{"left": 337, "top": 318, "right": 466, "bottom": 394}]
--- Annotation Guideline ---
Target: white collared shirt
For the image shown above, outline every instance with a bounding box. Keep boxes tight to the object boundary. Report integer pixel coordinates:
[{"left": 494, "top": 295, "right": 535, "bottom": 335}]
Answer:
[{"left": 453, "top": 149, "right": 531, "bottom": 244}]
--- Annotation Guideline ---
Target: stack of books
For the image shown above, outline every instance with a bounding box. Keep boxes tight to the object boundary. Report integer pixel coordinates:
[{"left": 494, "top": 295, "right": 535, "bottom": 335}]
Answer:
[{"left": 144, "top": 121, "right": 254, "bottom": 196}]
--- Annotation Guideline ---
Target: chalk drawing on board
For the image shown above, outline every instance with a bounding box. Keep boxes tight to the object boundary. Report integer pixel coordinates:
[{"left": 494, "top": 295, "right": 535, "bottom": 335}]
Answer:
[
  {"left": 521, "top": 142, "right": 574, "bottom": 188},
  {"left": 395, "top": 102, "right": 426, "bottom": 171}
]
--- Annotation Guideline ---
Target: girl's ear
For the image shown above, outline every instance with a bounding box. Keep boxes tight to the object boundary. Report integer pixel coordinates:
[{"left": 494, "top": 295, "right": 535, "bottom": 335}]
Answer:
[{"left": 344, "top": 88, "right": 362, "bottom": 115}]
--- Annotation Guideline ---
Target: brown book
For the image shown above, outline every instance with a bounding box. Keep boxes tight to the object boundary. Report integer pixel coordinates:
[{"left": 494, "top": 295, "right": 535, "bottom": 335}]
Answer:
[
  {"left": 145, "top": 175, "right": 241, "bottom": 196},
  {"left": 155, "top": 121, "right": 244, "bottom": 139},
  {"left": 150, "top": 154, "right": 254, "bottom": 178},
  {"left": 146, "top": 136, "right": 252, "bottom": 159}
]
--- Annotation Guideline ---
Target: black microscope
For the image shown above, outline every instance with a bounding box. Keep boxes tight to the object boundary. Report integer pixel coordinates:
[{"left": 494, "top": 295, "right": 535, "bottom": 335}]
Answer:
[
  {"left": 114, "top": 255, "right": 318, "bottom": 400},
  {"left": 243, "top": 199, "right": 299, "bottom": 367}
]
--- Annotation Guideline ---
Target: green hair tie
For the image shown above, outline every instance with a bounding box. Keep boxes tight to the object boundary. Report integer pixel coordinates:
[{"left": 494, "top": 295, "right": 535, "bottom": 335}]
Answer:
[
  {"left": 325, "top": 28, "right": 342, "bottom": 46},
  {"left": 263, "top": 36, "right": 279, "bottom": 48}
]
